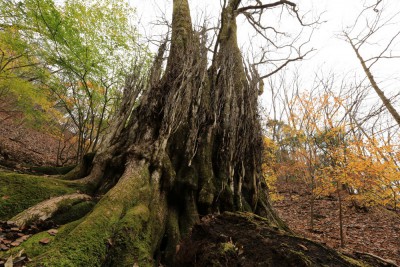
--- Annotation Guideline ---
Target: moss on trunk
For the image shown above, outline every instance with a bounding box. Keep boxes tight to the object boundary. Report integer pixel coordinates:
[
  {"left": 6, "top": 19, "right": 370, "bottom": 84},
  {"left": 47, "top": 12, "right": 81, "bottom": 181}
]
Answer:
[
  {"left": 30, "top": 159, "right": 167, "bottom": 266},
  {"left": 19, "top": 0, "right": 286, "bottom": 264}
]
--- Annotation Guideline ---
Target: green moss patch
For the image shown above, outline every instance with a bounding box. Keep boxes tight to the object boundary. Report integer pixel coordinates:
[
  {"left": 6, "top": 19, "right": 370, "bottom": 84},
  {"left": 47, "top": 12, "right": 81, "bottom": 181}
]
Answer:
[
  {"left": 0, "top": 170, "right": 86, "bottom": 220},
  {"left": 51, "top": 200, "right": 96, "bottom": 225},
  {"left": 26, "top": 161, "right": 157, "bottom": 266},
  {"left": 0, "top": 219, "right": 83, "bottom": 262}
]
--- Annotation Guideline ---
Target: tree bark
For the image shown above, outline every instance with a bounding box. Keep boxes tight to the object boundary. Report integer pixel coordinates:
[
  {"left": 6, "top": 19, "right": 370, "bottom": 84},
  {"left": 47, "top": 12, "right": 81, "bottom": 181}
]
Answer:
[
  {"left": 11, "top": 1, "right": 386, "bottom": 266},
  {"left": 28, "top": 0, "right": 287, "bottom": 265}
]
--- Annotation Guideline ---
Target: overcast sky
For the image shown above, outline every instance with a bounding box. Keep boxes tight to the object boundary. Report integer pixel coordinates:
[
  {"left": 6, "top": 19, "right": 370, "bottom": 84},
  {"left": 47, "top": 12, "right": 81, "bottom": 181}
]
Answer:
[{"left": 129, "top": 0, "right": 400, "bottom": 114}]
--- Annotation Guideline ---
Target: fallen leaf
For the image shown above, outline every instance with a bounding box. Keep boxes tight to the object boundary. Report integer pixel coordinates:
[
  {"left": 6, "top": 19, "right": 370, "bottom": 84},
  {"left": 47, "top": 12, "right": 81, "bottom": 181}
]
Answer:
[
  {"left": 10, "top": 241, "right": 20, "bottom": 247},
  {"left": 4, "top": 255, "right": 12, "bottom": 267},
  {"left": 47, "top": 229, "right": 58, "bottom": 236},
  {"left": 39, "top": 238, "right": 51, "bottom": 245}
]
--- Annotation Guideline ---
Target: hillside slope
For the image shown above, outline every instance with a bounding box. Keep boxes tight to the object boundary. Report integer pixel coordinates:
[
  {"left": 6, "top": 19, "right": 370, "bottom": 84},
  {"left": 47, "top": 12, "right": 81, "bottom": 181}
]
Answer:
[
  {"left": 0, "top": 113, "right": 75, "bottom": 168},
  {"left": 273, "top": 180, "right": 400, "bottom": 265}
]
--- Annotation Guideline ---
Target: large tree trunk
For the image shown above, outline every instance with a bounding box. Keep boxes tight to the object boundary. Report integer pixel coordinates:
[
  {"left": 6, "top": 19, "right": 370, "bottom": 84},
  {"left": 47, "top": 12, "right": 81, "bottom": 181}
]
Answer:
[{"left": 27, "top": 0, "right": 290, "bottom": 265}]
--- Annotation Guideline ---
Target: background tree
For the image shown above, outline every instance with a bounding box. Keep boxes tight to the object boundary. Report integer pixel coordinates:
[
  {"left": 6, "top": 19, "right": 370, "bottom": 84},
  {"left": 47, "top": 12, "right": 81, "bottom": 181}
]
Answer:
[
  {"left": 263, "top": 68, "right": 400, "bottom": 249},
  {"left": 0, "top": 0, "right": 149, "bottom": 163},
  {"left": 344, "top": 0, "right": 400, "bottom": 126},
  {"left": 0, "top": 1, "right": 54, "bottom": 126}
]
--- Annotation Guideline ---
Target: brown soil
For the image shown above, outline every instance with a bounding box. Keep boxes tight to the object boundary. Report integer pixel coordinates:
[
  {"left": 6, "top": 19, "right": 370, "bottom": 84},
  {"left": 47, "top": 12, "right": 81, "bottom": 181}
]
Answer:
[{"left": 273, "top": 179, "right": 400, "bottom": 265}]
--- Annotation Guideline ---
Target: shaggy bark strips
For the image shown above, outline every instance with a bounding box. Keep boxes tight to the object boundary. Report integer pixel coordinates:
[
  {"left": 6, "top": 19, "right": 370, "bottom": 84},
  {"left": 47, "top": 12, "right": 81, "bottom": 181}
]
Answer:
[{"left": 27, "top": 0, "right": 286, "bottom": 265}]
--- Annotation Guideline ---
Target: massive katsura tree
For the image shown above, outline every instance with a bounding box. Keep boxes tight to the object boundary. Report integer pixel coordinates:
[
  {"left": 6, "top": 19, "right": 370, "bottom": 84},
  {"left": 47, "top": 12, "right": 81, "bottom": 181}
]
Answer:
[{"left": 23, "top": 0, "right": 305, "bottom": 265}]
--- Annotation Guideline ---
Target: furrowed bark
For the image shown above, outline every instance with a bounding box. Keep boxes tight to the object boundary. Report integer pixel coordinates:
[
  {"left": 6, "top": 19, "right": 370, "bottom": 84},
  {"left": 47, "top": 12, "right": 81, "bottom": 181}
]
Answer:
[{"left": 28, "top": 0, "right": 287, "bottom": 265}]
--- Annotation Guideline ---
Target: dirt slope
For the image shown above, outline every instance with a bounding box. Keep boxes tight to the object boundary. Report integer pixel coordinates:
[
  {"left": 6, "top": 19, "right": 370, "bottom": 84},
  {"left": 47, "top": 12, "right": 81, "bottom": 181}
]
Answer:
[
  {"left": 273, "top": 180, "right": 400, "bottom": 265},
  {"left": 0, "top": 113, "right": 75, "bottom": 168}
]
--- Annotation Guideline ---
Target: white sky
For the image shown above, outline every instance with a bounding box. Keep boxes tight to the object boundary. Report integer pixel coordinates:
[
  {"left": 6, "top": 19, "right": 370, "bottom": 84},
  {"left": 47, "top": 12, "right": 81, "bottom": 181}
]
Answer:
[
  {"left": 129, "top": 0, "right": 400, "bottom": 119},
  {"left": 130, "top": 1, "right": 398, "bottom": 65}
]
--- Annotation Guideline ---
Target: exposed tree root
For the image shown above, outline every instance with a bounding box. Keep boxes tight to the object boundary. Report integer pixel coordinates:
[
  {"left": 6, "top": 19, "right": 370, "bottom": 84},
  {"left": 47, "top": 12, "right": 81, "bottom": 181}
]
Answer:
[
  {"left": 11, "top": 193, "right": 92, "bottom": 228},
  {"left": 353, "top": 251, "right": 398, "bottom": 267},
  {"left": 29, "top": 159, "right": 168, "bottom": 266}
]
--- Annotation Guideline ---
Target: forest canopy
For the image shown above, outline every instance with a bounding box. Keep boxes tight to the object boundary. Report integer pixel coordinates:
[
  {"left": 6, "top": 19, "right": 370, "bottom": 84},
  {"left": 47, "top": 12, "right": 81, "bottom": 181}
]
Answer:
[{"left": 0, "top": 0, "right": 151, "bottom": 162}]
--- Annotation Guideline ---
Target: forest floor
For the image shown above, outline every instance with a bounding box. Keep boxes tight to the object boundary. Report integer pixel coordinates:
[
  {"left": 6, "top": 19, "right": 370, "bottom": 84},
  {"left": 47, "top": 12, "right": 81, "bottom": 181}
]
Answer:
[
  {"left": 0, "top": 112, "right": 75, "bottom": 168},
  {"left": 0, "top": 113, "right": 399, "bottom": 265},
  {"left": 273, "top": 179, "right": 400, "bottom": 265}
]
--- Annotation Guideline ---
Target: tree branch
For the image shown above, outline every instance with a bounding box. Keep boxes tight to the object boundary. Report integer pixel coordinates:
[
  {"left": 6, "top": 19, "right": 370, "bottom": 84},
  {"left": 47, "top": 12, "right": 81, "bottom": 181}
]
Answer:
[{"left": 236, "top": 0, "right": 296, "bottom": 14}]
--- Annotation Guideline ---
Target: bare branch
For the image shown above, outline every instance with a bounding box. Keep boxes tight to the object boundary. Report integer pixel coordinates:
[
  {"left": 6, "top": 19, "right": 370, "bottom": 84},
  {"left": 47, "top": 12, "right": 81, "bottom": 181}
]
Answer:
[{"left": 236, "top": 0, "right": 296, "bottom": 14}]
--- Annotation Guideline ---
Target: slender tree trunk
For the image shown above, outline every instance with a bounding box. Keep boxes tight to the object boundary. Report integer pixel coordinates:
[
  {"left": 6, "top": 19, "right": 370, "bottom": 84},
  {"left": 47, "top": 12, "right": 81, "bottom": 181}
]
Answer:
[
  {"left": 90, "top": 86, "right": 109, "bottom": 152},
  {"left": 348, "top": 36, "right": 400, "bottom": 126},
  {"left": 308, "top": 151, "right": 315, "bottom": 231},
  {"left": 310, "top": 172, "right": 315, "bottom": 231},
  {"left": 337, "top": 181, "right": 345, "bottom": 248}
]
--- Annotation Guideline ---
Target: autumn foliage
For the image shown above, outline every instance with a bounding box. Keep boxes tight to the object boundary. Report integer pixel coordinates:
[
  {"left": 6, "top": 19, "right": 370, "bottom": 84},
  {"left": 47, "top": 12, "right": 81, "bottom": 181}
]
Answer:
[{"left": 263, "top": 88, "right": 400, "bottom": 235}]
